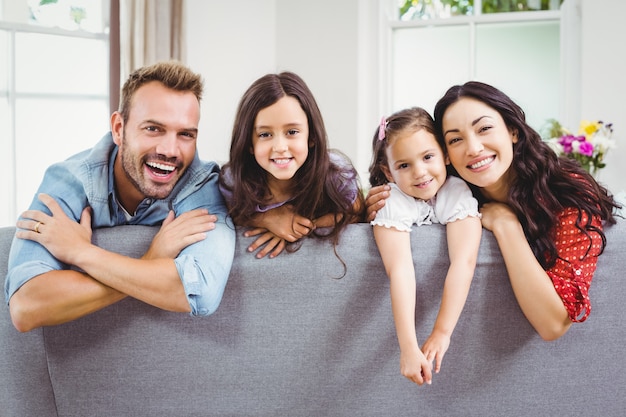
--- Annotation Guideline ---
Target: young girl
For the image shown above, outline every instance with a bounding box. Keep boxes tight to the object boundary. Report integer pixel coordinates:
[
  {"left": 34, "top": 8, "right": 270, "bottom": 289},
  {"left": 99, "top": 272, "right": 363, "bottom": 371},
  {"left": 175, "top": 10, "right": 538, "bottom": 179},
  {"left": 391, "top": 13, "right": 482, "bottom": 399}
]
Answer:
[
  {"left": 219, "top": 72, "right": 364, "bottom": 259},
  {"left": 369, "top": 107, "right": 482, "bottom": 386}
]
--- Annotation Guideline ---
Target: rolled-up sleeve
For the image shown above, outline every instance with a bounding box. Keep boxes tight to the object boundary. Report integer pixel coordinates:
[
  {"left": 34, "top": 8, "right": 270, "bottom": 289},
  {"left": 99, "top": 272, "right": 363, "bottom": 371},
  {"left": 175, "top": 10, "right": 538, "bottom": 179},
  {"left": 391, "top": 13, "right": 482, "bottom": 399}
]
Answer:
[
  {"left": 174, "top": 168, "right": 236, "bottom": 316},
  {"left": 5, "top": 163, "right": 87, "bottom": 303}
]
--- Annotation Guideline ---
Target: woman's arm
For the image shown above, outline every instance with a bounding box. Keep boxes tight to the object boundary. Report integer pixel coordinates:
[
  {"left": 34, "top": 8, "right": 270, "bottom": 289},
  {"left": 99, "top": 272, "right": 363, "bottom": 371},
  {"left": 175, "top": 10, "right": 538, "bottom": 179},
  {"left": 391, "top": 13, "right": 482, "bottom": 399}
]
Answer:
[
  {"left": 480, "top": 202, "right": 571, "bottom": 340},
  {"left": 373, "top": 225, "right": 432, "bottom": 386},
  {"left": 422, "top": 216, "right": 482, "bottom": 372}
]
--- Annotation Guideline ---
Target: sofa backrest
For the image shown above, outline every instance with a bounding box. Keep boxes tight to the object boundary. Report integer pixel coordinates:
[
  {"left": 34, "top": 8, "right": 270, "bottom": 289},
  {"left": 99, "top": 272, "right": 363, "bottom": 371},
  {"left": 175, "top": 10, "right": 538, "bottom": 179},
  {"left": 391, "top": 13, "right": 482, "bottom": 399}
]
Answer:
[{"left": 1, "top": 221, "right": 625, "bottom": 417}]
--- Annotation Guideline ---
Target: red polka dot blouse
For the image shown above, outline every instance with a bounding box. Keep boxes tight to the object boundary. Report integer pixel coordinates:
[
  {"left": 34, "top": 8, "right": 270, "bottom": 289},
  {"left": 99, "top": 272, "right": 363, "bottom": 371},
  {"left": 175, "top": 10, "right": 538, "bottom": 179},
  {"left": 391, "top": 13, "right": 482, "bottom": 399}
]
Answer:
[{"left": 546, "top": 207, "right": 603, "bottom": 323}]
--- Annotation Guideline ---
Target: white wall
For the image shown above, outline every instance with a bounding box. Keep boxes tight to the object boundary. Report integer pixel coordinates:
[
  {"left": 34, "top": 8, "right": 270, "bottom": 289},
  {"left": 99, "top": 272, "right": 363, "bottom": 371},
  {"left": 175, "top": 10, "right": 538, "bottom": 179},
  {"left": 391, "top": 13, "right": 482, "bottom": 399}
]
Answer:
[
  {"left": 184, "top": 0, "right": 277, "bottom": 167},
  {"left": 579, "top": 0, "right": 625, "bottom": 193},
  {"left": 184, "top": 0, "right": 379, "bottom": 184},
  {"left": 186, "top": 0, "right": 625, "bottom": 193}
]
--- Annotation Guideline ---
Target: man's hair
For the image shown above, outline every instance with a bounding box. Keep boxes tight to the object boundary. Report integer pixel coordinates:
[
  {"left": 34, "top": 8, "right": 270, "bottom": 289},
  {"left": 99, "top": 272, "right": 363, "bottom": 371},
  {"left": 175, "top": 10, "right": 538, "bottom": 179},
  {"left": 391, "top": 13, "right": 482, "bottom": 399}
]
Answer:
[{"left": 118, "top": 61, "right": 204, "bottom": 123}]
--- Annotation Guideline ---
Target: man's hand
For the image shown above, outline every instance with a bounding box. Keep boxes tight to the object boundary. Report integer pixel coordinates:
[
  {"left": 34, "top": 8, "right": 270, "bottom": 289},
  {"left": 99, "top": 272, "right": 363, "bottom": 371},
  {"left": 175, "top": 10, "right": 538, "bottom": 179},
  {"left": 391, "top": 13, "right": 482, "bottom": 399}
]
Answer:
[
  {"left": 15, "top": 193, "right": 93, "bottom": 265},
  {"left": 143, "top": 209, "right": 216, "bottom": 260},
  {"left": 364, "top": 184, "right": 391, "bottom": 222}
]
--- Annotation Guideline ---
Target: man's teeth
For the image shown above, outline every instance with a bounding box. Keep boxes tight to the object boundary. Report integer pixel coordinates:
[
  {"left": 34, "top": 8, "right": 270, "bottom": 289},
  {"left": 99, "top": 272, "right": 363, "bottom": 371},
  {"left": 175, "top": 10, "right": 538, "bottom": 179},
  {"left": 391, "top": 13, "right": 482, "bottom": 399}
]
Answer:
[
  {"left": 469, "top": 157, "right": 494, "bottom": 169},
  {"left": 147, "top": 162, "right": 175, "bottom": 172}
]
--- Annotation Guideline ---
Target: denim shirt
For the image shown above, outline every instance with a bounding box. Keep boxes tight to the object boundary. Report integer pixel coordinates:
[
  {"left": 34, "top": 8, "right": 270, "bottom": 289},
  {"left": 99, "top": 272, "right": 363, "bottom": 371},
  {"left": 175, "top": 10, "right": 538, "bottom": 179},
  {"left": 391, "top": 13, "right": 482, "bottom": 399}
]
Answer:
[{"left": 5, "top": 133, "right": 236, "bottom": 317}]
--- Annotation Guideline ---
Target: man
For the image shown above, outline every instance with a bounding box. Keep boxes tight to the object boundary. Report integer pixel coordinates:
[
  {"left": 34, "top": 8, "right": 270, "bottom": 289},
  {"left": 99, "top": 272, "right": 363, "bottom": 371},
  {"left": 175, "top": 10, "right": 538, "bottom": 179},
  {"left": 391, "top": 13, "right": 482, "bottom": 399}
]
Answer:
[{"left": 5, "top": 61, "right": 235, "bottom": 332}]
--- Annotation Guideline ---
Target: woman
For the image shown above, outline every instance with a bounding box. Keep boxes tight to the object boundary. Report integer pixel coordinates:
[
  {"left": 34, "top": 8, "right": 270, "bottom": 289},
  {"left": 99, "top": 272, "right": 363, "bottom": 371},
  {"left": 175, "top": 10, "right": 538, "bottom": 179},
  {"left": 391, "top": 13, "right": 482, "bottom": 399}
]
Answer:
[{"left": 366, "top": 81, "right": 620, "bottom": 340}]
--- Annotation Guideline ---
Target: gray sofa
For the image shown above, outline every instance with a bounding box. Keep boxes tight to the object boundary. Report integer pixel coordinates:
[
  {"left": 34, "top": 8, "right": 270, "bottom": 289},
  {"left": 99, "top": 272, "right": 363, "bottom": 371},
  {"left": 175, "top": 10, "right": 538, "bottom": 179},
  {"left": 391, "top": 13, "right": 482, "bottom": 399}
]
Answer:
[{"left": 1, "top": 220, "right": 625, "bottom": 417}]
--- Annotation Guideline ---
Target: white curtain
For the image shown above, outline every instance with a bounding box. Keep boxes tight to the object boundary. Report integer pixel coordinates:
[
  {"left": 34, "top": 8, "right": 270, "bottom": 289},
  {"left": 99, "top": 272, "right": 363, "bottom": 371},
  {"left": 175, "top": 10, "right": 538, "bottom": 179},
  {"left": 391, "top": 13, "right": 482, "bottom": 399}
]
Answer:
[{"left": 119, "top": 0, "right": 185, "bottom": 84}]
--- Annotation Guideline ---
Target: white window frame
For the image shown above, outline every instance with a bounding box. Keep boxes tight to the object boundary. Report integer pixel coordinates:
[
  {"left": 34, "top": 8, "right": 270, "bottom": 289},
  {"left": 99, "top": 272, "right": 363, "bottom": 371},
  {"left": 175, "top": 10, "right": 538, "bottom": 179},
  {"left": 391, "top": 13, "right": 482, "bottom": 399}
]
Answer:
[
  {"left": 0, "top": 20, "right": 110, "bottom": 226},
  {"left": 378, "top": 0, "right": 581, "bottom": 127}
]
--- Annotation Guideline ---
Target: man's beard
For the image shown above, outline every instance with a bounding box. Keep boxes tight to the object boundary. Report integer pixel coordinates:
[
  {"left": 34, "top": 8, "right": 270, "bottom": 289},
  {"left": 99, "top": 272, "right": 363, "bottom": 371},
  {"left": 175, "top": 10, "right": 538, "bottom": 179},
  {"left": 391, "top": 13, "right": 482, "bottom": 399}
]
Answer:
[{"left": 119, "top": 137, "right": 181, "bottom": 201}]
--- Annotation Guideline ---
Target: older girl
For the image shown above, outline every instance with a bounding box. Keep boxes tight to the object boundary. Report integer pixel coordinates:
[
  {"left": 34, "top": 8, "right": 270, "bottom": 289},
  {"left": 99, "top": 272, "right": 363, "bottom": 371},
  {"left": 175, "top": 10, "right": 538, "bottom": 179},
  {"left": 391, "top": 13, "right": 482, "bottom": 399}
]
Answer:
[{"left": 219, "top": 72, "right": 363, "bottom": 259}]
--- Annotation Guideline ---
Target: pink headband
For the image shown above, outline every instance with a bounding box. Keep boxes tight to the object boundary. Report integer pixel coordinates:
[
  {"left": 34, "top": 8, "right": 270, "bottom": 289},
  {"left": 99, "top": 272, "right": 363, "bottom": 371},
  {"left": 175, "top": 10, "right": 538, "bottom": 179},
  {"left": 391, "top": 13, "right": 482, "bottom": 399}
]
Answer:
[{"left": 378, "top": 117, "right": 387, "bottom": 141}]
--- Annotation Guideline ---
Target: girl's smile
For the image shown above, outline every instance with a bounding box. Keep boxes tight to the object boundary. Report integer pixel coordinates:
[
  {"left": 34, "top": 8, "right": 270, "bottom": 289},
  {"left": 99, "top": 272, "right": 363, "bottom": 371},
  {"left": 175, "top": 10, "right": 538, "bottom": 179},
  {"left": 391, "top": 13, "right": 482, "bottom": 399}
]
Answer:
[
  {"left": 252, "top": 96, "right": 310, "bottom": 193},
  {"left": 382, "top": 129, "right": 447, "bottom": 202}
]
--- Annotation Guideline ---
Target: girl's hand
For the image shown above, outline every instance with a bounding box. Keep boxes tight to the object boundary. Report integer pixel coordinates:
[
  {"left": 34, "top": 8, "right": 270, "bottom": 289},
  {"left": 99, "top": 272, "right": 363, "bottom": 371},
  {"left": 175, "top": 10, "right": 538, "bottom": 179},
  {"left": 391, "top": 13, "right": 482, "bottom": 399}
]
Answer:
[
  {"left": 364, "top": 184, "right": 390, "bottom": 222},
  {"left": 422, "top": 330, "right": 451, "bottom": 374},
  {"left": 479, "top": 202, "right": 518, "bottom": 232},
  {"left": 243, "top": 228, "right": 286, "bottom": 259},
  {"left": 400, "top": 347, "right": 433, "bottom": 386},
  {"left": 250, "top": 205, "right": 314, "bottom": 242}
]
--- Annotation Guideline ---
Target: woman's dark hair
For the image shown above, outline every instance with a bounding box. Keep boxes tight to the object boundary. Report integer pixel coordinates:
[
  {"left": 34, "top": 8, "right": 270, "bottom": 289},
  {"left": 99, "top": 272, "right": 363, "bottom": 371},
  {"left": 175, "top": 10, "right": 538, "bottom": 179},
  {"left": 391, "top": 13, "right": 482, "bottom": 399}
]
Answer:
[
  {"left": 369, "top": 107, "right": 436, "bottom": 187},
  {"left": 220, "top": 71, "right": 364, "bottom": 254},
  {"left": 433, "top": 81, "right": 620, "bottom": 268}
]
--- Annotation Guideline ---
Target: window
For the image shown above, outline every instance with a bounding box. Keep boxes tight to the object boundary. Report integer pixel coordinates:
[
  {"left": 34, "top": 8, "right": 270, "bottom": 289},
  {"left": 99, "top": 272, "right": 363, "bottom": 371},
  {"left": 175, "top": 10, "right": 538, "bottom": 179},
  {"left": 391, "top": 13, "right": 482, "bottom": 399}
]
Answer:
[
  {"left": 389, "top": 0, "right": 565, "bottom": 131},
  {"left": 0, "top": 0, "right": 110, "bottom": 226}
]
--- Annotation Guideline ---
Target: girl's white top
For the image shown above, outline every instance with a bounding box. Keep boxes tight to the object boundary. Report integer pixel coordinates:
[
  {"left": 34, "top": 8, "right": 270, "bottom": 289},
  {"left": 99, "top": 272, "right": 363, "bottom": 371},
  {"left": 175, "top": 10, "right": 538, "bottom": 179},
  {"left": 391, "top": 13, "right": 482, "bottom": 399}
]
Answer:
[{"left": 371, "top": 176, "right": 480, "bottom": 232}]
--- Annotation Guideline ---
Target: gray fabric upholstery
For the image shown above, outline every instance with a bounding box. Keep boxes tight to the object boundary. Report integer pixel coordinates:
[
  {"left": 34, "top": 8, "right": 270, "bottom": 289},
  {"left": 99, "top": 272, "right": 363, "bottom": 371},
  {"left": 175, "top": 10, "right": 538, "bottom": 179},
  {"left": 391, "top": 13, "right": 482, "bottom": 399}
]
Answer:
[{"left": 1, "top": 221, "right": 625, "bottom": 417}]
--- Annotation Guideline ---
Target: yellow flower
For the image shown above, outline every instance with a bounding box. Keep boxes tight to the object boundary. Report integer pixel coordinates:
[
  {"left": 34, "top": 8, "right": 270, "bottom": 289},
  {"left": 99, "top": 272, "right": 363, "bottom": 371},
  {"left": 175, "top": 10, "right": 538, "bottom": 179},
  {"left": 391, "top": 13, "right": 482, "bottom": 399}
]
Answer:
[{"left": 579, "top": 120, "right": 600, "bottom": 140}]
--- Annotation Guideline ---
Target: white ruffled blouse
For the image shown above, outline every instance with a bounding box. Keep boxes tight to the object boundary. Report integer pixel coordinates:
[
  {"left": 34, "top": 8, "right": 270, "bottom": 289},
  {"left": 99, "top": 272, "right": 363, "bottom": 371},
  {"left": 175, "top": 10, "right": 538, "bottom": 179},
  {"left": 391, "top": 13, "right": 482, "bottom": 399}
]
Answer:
[{"left": 371, "top": 176, "right": 480, "bottom": 232}]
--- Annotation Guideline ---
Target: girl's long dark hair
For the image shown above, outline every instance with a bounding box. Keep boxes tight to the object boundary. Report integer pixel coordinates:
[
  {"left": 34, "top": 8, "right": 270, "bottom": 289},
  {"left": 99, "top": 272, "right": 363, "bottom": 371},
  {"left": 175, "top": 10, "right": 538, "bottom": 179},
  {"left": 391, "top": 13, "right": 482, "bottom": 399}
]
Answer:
[
  {"left": 220, "top": 72, "right": 364, "bottom": 251},
  {"left": 433, "top": 81, "right": 620, "bottom": 268}
]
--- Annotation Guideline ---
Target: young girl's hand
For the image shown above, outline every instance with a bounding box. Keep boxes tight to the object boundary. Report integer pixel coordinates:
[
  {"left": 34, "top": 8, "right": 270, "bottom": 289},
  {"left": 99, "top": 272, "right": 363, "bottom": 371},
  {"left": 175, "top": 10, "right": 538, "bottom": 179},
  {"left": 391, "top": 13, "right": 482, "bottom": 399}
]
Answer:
[
  {"left": 421, "top": 330, "right": 451, "bottom": 374},
  {"left": 400, "top": 347, "right": 433, "bottom": 386}
]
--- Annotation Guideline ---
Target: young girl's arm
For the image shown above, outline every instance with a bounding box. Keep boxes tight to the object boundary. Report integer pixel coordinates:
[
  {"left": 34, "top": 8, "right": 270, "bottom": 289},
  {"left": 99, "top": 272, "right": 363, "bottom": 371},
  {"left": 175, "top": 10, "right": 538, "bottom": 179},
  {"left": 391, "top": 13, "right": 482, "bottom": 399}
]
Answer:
[
  {"left": 422, "top": 216, "right": 482, "bottom": 373},
  {"left": 373, "top": 225, "right": 433, "bottom": 386}
]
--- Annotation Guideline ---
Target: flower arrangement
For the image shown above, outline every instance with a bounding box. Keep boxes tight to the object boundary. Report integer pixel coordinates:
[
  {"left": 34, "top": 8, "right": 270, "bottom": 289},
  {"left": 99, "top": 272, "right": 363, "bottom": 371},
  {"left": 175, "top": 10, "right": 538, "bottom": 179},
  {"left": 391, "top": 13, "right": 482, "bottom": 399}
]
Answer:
[{"left": 543, "top": 119, "right": 616, "bottom": 176}]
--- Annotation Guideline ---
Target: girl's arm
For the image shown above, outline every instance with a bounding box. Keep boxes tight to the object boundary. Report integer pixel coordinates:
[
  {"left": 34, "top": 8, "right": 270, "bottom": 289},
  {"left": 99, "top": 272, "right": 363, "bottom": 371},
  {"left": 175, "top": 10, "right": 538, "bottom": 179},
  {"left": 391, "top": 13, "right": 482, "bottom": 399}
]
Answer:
[
  {"left": 422, "top": 216, "right": 482, "bottom": 373},
  {"left": 373, "top": 225, "right": 432, "bottom": 386},
  {"left": 480, "top": 202, "right": 571, "bottom": 340},
  {"left": 242, "top": 206, "right": 314, "bottom": 258},
  {"left": 313, "top": 198, "right": 364, "bottom": 228}
]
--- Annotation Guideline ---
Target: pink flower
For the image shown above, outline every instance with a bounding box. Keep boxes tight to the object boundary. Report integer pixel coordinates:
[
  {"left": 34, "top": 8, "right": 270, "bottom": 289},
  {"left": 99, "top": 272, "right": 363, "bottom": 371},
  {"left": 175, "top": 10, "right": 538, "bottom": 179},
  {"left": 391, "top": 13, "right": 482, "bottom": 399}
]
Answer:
[
  {"left": 558, "top": 134, "right": 583, "bottom": 154},
  {"left": 578, "top": 140, "right": 594, "bottom": 157}
]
